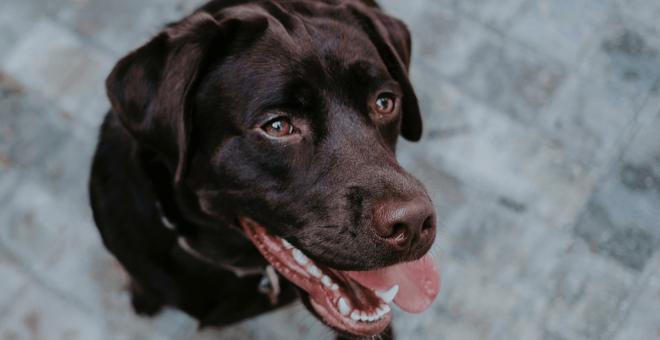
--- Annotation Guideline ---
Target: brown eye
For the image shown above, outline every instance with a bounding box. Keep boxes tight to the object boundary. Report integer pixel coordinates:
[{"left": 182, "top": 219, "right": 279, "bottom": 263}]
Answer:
[
  {"left": 375, "top": 95, "right": 395, "bottom": 115},
  {"left": 264, "top": 119, "right": 294, "bottom": 137}
]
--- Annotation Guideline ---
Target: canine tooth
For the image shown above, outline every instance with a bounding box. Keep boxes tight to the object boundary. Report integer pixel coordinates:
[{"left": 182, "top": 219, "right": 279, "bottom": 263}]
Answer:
[
  {"left": 292, "top": 249, "right": 308, "bottom": 265},
  {"left": 282, "top": 239, "right": 293, "bottom": 249},
  {"left": 360, "top": 312, "right": 368, "bottom": 322},
  {"left": 338, "top": 298, "right": 351, "bottom": 316},
  {"left": 322, "top": 275, "right": 332, "bottom": 287},
  {"left": 307, "top": 264, "right": 322, "bottom": 278},
  {"left": 375, "top": 285, "right": 399, "bottom": 303},
  {"left": 380, "top": 304, "right": 391, "bottom": 314},
  {"left": 350, "top": 311, "right": 361, "bottom": 321},
  {"left": 331, "top": 284, "right": 339, "bottom": 290}
]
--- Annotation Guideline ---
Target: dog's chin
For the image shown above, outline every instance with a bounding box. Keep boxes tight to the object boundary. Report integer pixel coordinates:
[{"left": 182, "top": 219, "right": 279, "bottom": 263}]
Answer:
[{"left": 238, "top": 216, "right": 441, "bottom": 338}]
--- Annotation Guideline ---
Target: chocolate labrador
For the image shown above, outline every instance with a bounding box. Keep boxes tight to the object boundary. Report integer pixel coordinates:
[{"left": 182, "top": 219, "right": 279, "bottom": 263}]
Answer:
[{"left": 89, "top": 0, "right": 440, "bottom": 338}]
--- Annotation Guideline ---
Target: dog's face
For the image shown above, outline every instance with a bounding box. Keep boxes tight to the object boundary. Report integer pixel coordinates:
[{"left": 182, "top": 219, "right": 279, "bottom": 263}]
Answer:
[{"left": 106, "top": 1, "right": 439, "bottom": 337}]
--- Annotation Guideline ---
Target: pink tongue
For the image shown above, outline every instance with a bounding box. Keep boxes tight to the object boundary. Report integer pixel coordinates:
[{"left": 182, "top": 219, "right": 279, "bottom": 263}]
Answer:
[{"left": 346, "top": 254, "right": 441, "bottom": 313}]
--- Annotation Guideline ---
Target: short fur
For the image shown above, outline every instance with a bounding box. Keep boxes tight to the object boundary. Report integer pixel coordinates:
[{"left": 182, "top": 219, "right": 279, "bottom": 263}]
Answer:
[{"left": 90, "top": 1, "right": 431, "bottom": 339}]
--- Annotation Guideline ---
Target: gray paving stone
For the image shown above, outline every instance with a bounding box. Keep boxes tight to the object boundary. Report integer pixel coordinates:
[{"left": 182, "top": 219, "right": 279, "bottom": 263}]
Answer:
[
  {"left": 574, "top": 100, "right": 660, "bottom": 272},
  {"left": 0, "top": 252, "right": 29, "bottom": 317},
  {"left": 407, "top": 69, "right": 594, "bottom": 228},
  {"left": 0, "top": 93, "right": 71, "bottom": 172},
  {"left": 188, "top": 326, "right": 253, "bottom": 340},
  {"left": 56, "top": 0, "right": 208, "bottom": 56},
  {"left": 615, "top": 0, "right": 660, "bottom": 34},
  {"left": 0, "top": 1, "right": 35, "bottom": 65},
  {"left": 389, "top": 197, "right": 577, "bottom": 340},
  {"left": 509, "top": 0, "right": 615, "bottom": 65},
  {"left": 610, "top": 253, "right": 660, "bottom": 340},
  {"left": 1, "top": 19, "right": 113, "bottom": 128},
  {"left": 456, "top": 0, "right": 530, "bottom": 31},
  {"left": 0, "top": 284, "right": 105, "bottom": 339},
  {"left": 241, "top": 303, "right": 331, "bottom": 340},
  {"left": 390, "top": 2, "right": 566, "bottom": 123},
  {"left": 542, "top": 242, "right": 636, "bottom": 340},
  {"left": 538, "top": 21, "right": 660, "bottom": 171}
]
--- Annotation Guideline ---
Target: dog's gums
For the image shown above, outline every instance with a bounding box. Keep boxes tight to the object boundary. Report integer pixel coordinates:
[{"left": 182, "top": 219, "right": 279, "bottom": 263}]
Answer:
[{"left": 240, "top": 217, "right": 441, "bottom": 336}]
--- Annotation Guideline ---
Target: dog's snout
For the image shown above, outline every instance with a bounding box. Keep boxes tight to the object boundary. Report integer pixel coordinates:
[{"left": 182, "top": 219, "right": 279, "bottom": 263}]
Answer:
[{"left": 371, "top": 197, "right": 436, "bottom": 252}]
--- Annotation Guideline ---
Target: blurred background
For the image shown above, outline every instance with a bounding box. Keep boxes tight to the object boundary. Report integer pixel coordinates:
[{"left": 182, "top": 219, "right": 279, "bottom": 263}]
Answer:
[{"left": 0, "top": 0, "right": 659, "bottom": 339}]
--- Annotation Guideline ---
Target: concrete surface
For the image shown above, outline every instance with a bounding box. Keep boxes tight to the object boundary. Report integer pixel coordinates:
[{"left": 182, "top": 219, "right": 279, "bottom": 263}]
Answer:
[{"left": 0, "top": 0, "right": 659, "bottom": 339}]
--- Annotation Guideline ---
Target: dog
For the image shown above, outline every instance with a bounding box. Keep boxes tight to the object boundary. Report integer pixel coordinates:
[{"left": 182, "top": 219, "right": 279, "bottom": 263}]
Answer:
[{"left": 89, "top": 0, "right": 440, "bottom": 338}]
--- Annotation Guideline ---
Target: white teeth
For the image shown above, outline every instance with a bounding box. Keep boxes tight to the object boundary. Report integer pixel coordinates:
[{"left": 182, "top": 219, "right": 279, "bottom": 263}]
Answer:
[
  {"left": 376, "top": 307, "right": 386, "bottom": 317},
  {"left": 338, "top": 298, "right": 351, "bottom": 315},
  {"left": 282, "top": 239, "right": 293, "bottom": 249},
  {"left": 307, "top": 264, "right": 322, "bottom": 277},
  {"left": 381, "top": 304, "right": 391, "bottom": 314},
  {"left": 368, "top": 314, "right": 377, "bottom": 322},
  {"left": 375, "top": 285, "right": 399, "bottom": 303},
  {"left": 292, "top": 249, "right": 308, "bottom": 265},
  {"left": 360, "top": 312, "right": 368, "bottom": 322},
  {"left": 331, "top": 284, "right": 339, "bottom": 291},
  {"left": 350, "top": 311, "right": 361, "bottom": 321},
  {"left": 322, "top": 275, "right": 332, "bottom": 287}
]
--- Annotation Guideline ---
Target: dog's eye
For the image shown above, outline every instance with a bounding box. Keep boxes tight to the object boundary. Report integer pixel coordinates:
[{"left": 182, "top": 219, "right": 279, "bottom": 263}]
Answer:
[
  {"left": 375, "top": 95, "right": 395, "bottom": 115},
  {"left": 264, "top": 119, "right": 294, "bottom": 137}
]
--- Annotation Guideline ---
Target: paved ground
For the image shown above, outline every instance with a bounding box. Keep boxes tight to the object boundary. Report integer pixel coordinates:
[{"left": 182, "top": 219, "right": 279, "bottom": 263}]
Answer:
[{"left": 0, "top": 0, "right": 659, "bottom": 339}]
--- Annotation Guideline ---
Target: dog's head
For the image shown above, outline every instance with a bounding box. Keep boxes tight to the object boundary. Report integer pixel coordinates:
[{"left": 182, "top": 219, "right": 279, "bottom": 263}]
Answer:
[{"left": 106, "top": 0, "right": 439, "bottom": 337}]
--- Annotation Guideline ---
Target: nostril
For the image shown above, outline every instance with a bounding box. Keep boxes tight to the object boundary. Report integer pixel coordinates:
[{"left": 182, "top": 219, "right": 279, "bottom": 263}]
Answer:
[
  {"left": 391, "top": 223, "right": 407, "bottom": 244},
  {"left": 422, "top": 216, "right": 434, "bottom": 231}
]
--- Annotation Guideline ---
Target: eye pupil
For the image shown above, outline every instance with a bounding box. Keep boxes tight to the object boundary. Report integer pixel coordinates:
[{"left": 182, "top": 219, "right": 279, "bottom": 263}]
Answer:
[
  {"left": 376, "top": 96, "right": 394, "bottom": 114},
  {"left": 264, "top": 118, "right": 294, "bottom": 137},
  {"left": 378, "top": 98, "right": 387, "bottom": 109}
]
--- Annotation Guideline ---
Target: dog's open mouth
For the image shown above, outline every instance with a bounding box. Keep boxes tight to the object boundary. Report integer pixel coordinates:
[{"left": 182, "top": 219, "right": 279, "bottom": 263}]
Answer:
[{"left": 239, "top": 217, "right": 441, "bottom": 336}]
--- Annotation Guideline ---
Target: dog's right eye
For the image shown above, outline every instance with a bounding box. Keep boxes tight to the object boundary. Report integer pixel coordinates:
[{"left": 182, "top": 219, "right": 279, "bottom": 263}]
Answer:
[{"left": 263, "top": 119, "right": 294, "bottom": 137}]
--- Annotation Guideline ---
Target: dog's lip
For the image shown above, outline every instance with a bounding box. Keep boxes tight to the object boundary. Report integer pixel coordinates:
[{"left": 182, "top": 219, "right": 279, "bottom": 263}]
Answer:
[{"left": 239, "top": 216, "right": 392, "bottom": 336}]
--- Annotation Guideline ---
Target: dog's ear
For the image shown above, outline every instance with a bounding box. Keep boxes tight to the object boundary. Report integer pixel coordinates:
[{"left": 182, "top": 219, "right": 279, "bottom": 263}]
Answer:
[
  {"left": 348, "top": 5, "right": 423, "bottom": 142},
  {"left": 106, "top": 11, "right": 268, "bottom": 184}
]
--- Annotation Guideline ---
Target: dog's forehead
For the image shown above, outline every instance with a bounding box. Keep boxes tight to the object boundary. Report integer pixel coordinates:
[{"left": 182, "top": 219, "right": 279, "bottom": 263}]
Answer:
[{"left": 203, "top": 13, "right": 392, "bottom": 124}]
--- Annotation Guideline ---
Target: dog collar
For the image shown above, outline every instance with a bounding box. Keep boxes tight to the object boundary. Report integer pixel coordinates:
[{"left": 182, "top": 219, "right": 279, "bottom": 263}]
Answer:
[{"left": 157, "top": 202, "right": 281, "bottom": 305}]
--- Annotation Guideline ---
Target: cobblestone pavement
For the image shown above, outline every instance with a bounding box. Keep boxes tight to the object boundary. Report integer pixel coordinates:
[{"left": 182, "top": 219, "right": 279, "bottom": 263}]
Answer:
[{"left": 1, "top": 0, "right": 659, "bottom": 339}]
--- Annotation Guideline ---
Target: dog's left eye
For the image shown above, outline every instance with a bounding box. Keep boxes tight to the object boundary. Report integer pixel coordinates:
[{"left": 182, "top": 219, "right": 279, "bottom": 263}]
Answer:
[
  {"left": 375, "top": 95, "right": 395, "bottom": 115},
  {"left": 264, "top": 119, "right": 294, "bottom": 137}
]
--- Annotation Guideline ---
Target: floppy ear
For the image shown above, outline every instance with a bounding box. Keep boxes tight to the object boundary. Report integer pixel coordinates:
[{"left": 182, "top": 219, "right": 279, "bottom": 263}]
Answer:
[
  {"left": 347, "top": 5, "right": 423, "bottom": 142},
  {"left": 106, "top": 11, "right": 267, "bottom": 185}
]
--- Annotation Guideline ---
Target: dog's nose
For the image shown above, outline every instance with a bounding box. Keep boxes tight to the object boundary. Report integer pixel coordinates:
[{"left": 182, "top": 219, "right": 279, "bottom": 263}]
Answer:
[{"left": 371, "top": 197, "right": 436, "bottom": 252}]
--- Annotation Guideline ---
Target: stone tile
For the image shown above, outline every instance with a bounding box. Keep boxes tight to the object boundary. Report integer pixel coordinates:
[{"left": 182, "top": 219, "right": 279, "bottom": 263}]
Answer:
[
  {"left": 509, "top": 0, "right": 615, "bottom": 65},
  {"left": 575, "top": 202, "right": 657, "bottom": 271},
  {"left": 391, "top": 3, "right": 566, "bottom": 123},
  {"left": 188, "top": 325, "right": 253, "bottom": 340},
  {"left": 0, "top": 177, "right": 106, "bottom": 310},
  {"left": 1, "top": 19, "right": 113, "bottom": 128},
  {"left": 389, "top": 197, "right": 573, "bottom": 340},
  {"left": 242, "top": 303, "right": 330, "bottom": 340},
  {"left": 610, "top": 254, "right": 660, "bottom": 340},
  {"left": 451, "top": 39, "right": 565, "bottom": 123},
  {"left": 0, "top": 284, "right": 105, "bottom": 339},
  {"left": 573, "top": 102, "right": 660, "bottom": 272},
  {"left": 0, "top": 92, "right": 72, "bottom": 172},
  {"left": 538, "top": 22, "right": 660, "bottom": 170},
  {"left": 0, "top": 2, "right": 35, "bottom": 65},
  {"left": 57, "top": 0, "right": 208, "bottom": 56},
  {"left": 616, "top": 0, "right": 660, "bottom": 34},
  {"left": 0, "top": 252, "right": 29, "bottom": 316},
  {"left": 406, "top": 70, "right": 594, "bottom": 228},
  {"left": 453, "top": 0, "right": 530, "bottom": 31},
  {"left": 541, "top": 242, "right": 636, "bottom": 340}
]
